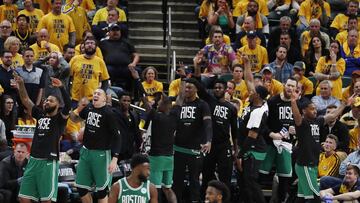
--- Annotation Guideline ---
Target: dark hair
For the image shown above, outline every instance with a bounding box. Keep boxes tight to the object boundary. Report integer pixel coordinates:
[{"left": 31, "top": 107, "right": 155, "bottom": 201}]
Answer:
[
  {"left": 22, "top": 48, "right": 34, "bottom": 55},
  {"left": 286, "top": 76, "right": 297, "bottom": 85},
  {"left": 208, "top": 180, "right": 230, "bottom": 202},
  {"left": 255, "top": 85, "right": 268, "bottom": 100},
  {"left": 17, "top": 14, "right": 30, "bottom": 23},
  {"left": 247, "top": 0, "right": 259, "bottom": 7},
  {"left": 326, "top": 104, "right": 338, "bottom": 110},
  {"left": 130, "top": 154, "right": 149, "bottom": 169},
  {"left": 119, "top": 91, "right": 131, "bottom": 100},
  {"left": 276, "top": 44, "right": 288, "bottom": 53},
  {"left": 232, "top": 64, "right": 243, "bottom": 71},
  {"left": 227, "top": 80, "right": 236, "bottom": 88},
  {"left": 213, "top": 79, "right": 227, "bottom": 89},
  {"left": 0, "top": 95, "right": 16, "bottom": 134},
  {"left": 348, "top": 0, "right": 359, "bottom": 7},
  {"left": 326, "top": 134, "right": 338, "bottom": 147},
  {"left": 213, "top": 30, "right": 223, "bottom": 36},
  {"left": 325, "top": 40, "right": 341, "bottom": 62},
  {"left": 63, "top": 44, "right": 75, "bottom": 52},
  {"left": 185, "top": 78, "right": 202, "bottom": 91},
  {"left": 348, "top": 15, "right": 358, "bottom": 23},
  {"left": 299, "top": 98, "right": 313, "bottom": 111},
  {"left": 142, "top": 66, "right": 158, "bottom": 81},
  {"left": 347, "top": 164, "right": 360, "bottom": 176},
  {"left": 0, "top": 49, "right": 12, "bottom": 57}
]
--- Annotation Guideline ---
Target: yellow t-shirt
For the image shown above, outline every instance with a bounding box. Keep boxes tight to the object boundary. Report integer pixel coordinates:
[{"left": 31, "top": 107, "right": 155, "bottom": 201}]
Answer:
[
  {"left": 18, "top": 9, "right": 44, "bottom": 33},
  {"left": 237, "top": 45, "right": 268, "bottom": 73},
  {"left": 34, "top": 0, "right": 51, "bottom": 14},
  {"left": 18, "top": 117, "right": 37, "bottom": 126},
  {"left": 30, "top": 42, "right": 61, "bottom": 60},
  {"left": 74, "top": 44, "right": 103, "bottom": 59},
  {"left": 298, "top": 76, "right": 314, "bottom": 96},
  {"left": 92, "top": 7, "right": 127, "bottom": 25},
  {"left": 233, "top": 79, "right": 249, "bottom": 104},
  {"left": 300, "top": 31, "right": 311, "bottom": 56},
  {"left": 298, "top": 0, "right": 331, "bottom": 24},
  {"left": 65, "top": 6, "right": 91, "bottom": 45},
  {"left": 199, "top": 1, "right": 215, "bottom": 18},
  {"left": 0, "top": 5, "right": 18, "bottom": 30},
  {"left": 315, "top": 57, "right": 345, "bottom": 100},
  {"left": 65, "top": 0, "right": 96, "bottom": 11},
  {"left": 330, "top": 14, "right": 360, "bottom": 33},
  {"left": 239, "top": 35, "right": 262, "bottom": 47},
  {"left": 349, "top": 126, "right": 359, "bottom": 151},
  {"left": 205, "top": 35, "right": 231, "bottom": 45},
  {"left": 266, "top": 79, "right": 284, "bottom": 97},
  {"left": 64, "top": 119, "right": 81, "bottom": 141},
  {"left": 342, "top": 86, "right": 351, "bottom": 101},
  {"left": 342, "top": 42, "right": 360, "bottom": 58},
  {"left": 318, "top": 152, "right": 341, "bottom": 177},
  {"left": 36, "top": 12, "right": 76, "bottom": 51},
  {"left": 233, "top": 0, "right": 269, "bottom": 17},
  {"left": 336, "top": 30, "right": 360, "bottom": 46},
  {"left": 142, "top": 80, "right": 164, "bottom": 103},
  {"left": 168, "top": 78, "right": 181, "bottom": 97},
  {"left": 0, "top": 84, "right": 3, "bottom": 94},
  {"left": 69, "top": 55, "right": 110, "bottom": 101},
  {"left": 1, "top": 53, "right": 24, "bottom": 68}
]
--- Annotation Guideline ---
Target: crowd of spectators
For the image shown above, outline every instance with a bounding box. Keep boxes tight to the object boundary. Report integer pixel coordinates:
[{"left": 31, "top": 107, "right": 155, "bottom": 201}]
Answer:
[{"left": 0, "top": 0, "right": 359, "bottom": 202}]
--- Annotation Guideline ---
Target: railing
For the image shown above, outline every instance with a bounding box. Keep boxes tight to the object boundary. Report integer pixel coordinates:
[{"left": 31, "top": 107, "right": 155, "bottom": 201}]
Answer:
[{"left": 163, "top": 0, "right": 177, "bottom": 83}]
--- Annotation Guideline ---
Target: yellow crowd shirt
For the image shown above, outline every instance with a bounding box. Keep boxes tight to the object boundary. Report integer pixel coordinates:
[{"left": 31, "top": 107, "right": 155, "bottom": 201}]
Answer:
[
  {"left": 168, "top": 78, "right": 181, "bottom": 97},
  {"left": 315, "top": 57, "right": 345, "bottom": 100},
  {"left": 318, "top": 152, "right": 341, "bottom": 177},
  {"left": 342, "top": 86, "right": 351, "bottom": 101},
  {"left": 142, "top": 80, "right": 164, "bottom": 103},
  {"left": 1, "top": 53, "right": 24, "bottom": 67},
  {"left": 69, "top": 55, "right": 110, "bottom": 101},
  {"left": 336, "top": 30, "right": 360, "bottom": 46},
  {"left": 205, "top": 34, "right": 231, "bottom": 45},
  {"left": 65, "top": 0, "right": 96, "bottom": 11},
  {"left": 300, "top": 31, "right": 312, "bottom": 56},
  {"left": 34, "top": 0, "right": 51, "bottom": 14},
  {"left": 330, "top": 14, "right": 360, "bottom": 33},
  {"left": 266, "top": 79, "right": 284, "bottom": 97},
  {"left": 75, "top": 44, "right": 104, "bottom": 59},
  {"left": 92, "top": 7, "right": 127, "bottom": 25},
  {"left": 349, "top": 126, "right": 359, "bottom": 151},
  {"left": 0, "top": 5, "right": 18, "bottom": 30},
  {"left": 342, "top": 42, "right": 360, "bottom": 58},
  {"left": 241, "top": 12, "right": 265, "bottom": 29},
  {"left": 298, "top": 76, "right": 314, "bottom": 96},
  {"left": 233, "top": 0, "right": 269, "bottom": 17},
  {"left": 239, "top": 35, "right": 262, "bottom": 47},
  {"left": 18, "top": 117, "right": 37, "bottom": 126},
  {"left": 298, "top": 0, "right": 331, "bottom": 24},
  {"left": 18, "top": 9, "right": 44, "bottom": 32},
  {"left": 65, "top": 6, "right": 91, "bottom": 45},
  {"left": 37, "top": 12, "right": 76, "bottom": 51},
  {"left": 237, "top": 45, "right": 268, "bottom": 73},
  {"left": 199, "top": 1, "right": 215, "bottom": 18},
  {"left": 233, "top": 79, "right": 249, "bottom": 104},
  {"left": 0, "top": 84, "right": 3, "bottom": 94},
  {"left": 30, "top": 42, "right": 61, "bottom": 60},
  {"left": 64, "top": 119, "right": 81, "bottom": 141}
]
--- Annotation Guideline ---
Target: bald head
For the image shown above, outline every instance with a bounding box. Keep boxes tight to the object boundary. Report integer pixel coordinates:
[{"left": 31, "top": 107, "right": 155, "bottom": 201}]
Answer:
[
  {"left": 0, "top": 20, "right": 12, "bottom": 38},
  {"left": 37, "top": 28, "right": 49, "bottom": 43},
  {"left": 243, "top": 16, "right": 255, "bottom": 31},
  {"left": 348, "top": 29, "right": 359, "bottom": 46}
]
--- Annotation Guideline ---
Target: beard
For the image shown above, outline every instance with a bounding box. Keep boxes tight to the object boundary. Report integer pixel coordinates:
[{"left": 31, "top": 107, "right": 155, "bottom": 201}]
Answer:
[
  {"left": 85, "top": 48, "right": 96, "bottom": 56},
  {"left": 138, "top": 174, "right": 148, "bottom": 182},
  {"left": 44, "top": 105, "right": 57, "bottom": 114}
]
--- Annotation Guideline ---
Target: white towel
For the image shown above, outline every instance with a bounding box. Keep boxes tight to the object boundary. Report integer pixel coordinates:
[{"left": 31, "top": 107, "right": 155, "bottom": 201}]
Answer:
[{"left": 273, "top": 140, "right": 293, "bottom": 154}]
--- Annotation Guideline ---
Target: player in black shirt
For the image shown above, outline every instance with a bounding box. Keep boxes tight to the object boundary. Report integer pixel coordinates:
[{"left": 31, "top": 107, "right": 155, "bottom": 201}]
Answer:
[
  {"left": 193, "top": 62, "right": 238, "bottom": 195},
  {"left": 16, "top": 76, "right": 71, "bottom": 203},
  {"left": 259, "top": 77, "right": 297, "bottom": 202},
  {"left": 236, "top": 54, "right": 269, "bottom": 203},
  {"left": 70, "top": 89, "right": 121, "bottom": 203},
  {"left": 172, "top": 78, "right": 212, "bottom": 202},
  {"left": 291, "top": 88, "right": 350, "bottom": 202}
]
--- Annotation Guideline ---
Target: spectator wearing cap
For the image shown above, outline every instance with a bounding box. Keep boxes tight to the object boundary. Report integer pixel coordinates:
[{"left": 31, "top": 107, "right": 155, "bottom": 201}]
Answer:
[
  {"left": 235, "top": 0, "right": 269, "bottom": 35},
  {"left": 343, "top": 70, "right": 360, "bottom": 102},
  {"left": 92, "top": 0, "right": 127, "bottom": 26},
  {"left": 11, "top": 15, "right": 34, "bottom": 53},
  {"left": 63, "top": 0, "right": 91, "bottom": 45},
  {"left": 314, "top": 40, "right": 345, "bottom": 100},
  {"left": 292, "top": 61, "right": 314, "bottom": 98},
  {"left": 99, "top": 23, "right": 139, "bottom": 91},
  {"left": 318, "top": 134, "right": 341, "bottom": 177},
  {"left": 237, "top": 30, "right": 268, "bottom": 73},
  {"left": 92, "top": 8, "right": 128, "bottom": 41},
  {"left": 268, "top": 45, "right": 294, "bottom": 84},
  {"left": 300, "top": 19, "right": 330, "bottom": 57},
  {"left": 234, "top": 16, "right": 266, "bottom": 50},
  {"left": 311, "top": 80, "right": 341, "bottom": 116},
  {"left": 194, "top": 30, "right": 237, "bottom": 88},
  {"left": 18, "top": 0, "right": 44, "bottom": 33},
  {"left": 320, "top": 164, "right": 360, "bottom": 201},
  {"left": 340, "top": 29, "right": 360, "bottom": 76},
  {"left": 261, "top": 66, "right": 284, "bottom": 97}
]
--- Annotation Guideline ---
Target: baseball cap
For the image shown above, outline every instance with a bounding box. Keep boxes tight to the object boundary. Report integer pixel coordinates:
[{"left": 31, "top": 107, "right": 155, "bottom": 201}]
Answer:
[
  {"left": 353, "top": 97, "right": 360, "bottom": 107},
  {"left": 254, "top": 72, "right": 263, "bottom": 79},
  {"left": 261, "top": 66, "right": 273, "bottom": 74},
  {"left": 247, "top": 30, "right": 257, "bottom": 39},
  {"left": 109, "top": 23, "right": 121, "bottom": 31},
  {"left": 293, "top": 61, "right": 306, "bottom": 70},
  {"left": 352, "top": 70, "right": 360, "bottom": 77}
]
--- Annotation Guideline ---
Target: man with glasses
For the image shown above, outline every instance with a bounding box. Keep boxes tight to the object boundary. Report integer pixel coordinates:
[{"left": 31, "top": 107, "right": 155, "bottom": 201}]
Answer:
[
  {"left": 0, "top": 50, "right": 17, "bottom": 99},
  {"left": 0, "top": 20, "right": 12, "bottom": 52}
]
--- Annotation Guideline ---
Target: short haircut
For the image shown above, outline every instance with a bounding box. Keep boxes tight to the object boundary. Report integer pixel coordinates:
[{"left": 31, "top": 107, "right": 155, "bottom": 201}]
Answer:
[
  {"left": 309, "top": 18, "right": 320, "bottom": 26},
  {"left": 348, "top": 0, "right": 359, "bottom": 7},
  {"left": 22, "top": 48, "right": 34, "bottom": 55},
  {"left": 213, "top": 79, "right": 227, "bottom": 89},
  {"left": 326, "top": 104, "right": 337, "bottom": 110},
  {"left": 227, "top": 80, "right": 236, "bottom": 88},
  {"left": 232, "top": 64, "right": 243, "bottom": 71},
  {"left": 255, "top": 85, "right": 268, "bottom": 100},
  {"left": 0, "top": 49, "right": 12, "bottom": 57},
  {"left": 326, "top": 134, "right": 338, "bottom": 147},
  {"left": 319, "top": 80, "right": 333, "bottom": 89},
  {"left": 17, "top": 14, "right": 30, "bottom": 23},
  {"left": 276, "top": 44, "right": 288, "bottom": 52},
  {"left": 286, "top": 76, "right": 297, "bottom": 85},
  {"left": 299, "top": 98, "right": 313, "bottom": 111},
  {"left": 63, "top": 44, "right": 75, "bottom": 52},
  {"left": 248, "top": 0, "right": 259, "bottom": 7},
  {"left": 348, "top": 15, "right": 358, "bottom": 22},
  {"left": 108, "top": 8, "right": 119, "bottom": 15},
  {"left": 119, "top": 91, "right": 131, "bottom": 99},
  {"left": 347, "top": 164, "right": 360, "bottom": 176},
  {"left": 130, "top": 154, "right": 149, "bottom": 169},
  {"left": 213, "top": 30, "right": 223, "bottom": 36},
  {"left": 208, "top": 180, "right": 230, "bottom": 202},
  {"left": 280, "top": 16, "right": 292, "bottom": 24}
]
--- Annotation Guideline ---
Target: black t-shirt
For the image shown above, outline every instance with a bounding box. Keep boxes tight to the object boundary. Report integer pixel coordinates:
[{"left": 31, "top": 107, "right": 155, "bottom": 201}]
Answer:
[
  {"left": 80, "top": 104, "right": 121, "bottom": 152},
  {"left": 267, "top": 95, "right": 295, "bottom": 143},
  {"left": 198, "top": 89, "right": 238, "bottom": 146},
  {"left": 30, "top": 106, "right": 67, "bottom": 160},
  {"left": 239, "top": 104, "right": 268, "bottom": 154},
  {"left": 146, "top": 108, "right": 178, "bottom": 156},
  {"left": 99, "top": 39, "right": 135, "bottom": 67},
  {"left": 175, "top": 98, "right": 211, "bottom": 150},
  {"left": 332, "top": 180, "right": 360, "bottom": 196},
  {"left": 296, "top": 117, "right": 324, "bottom": 166}
]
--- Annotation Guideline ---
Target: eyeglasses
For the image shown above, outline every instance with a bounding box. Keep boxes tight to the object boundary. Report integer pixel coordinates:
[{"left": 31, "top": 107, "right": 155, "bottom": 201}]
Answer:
[
  {"left": 0, "top": 26, "right": 11, "bottom": 29},
  {"left": 5, "top": 102, "right": 14, "bottom": 104}
]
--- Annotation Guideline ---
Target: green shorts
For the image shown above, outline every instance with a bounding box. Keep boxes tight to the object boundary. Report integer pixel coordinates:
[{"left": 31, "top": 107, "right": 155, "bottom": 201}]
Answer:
[
  {"left": 259, "top": 146, "right": 292, "bottom": 177},
  {"left": 149, "top": 155, "right": 174, "bottom": 188},
  {"left": 75, "top": 147, "right": 112, "bottom": 191},
  {"left": 295, "top": 164, "right": 319, "bottom": 199},
  {"left": 18, "top": 156, "right": 59, "bottom": 202}
]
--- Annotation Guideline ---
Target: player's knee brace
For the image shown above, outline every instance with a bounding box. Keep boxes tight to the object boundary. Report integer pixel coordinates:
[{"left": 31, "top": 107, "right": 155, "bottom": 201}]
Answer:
[
  {"left": 96, "top": 189, "right": 108, "bottom": 199},
  {"left": 77, "top": 188, "right": 89, "bottom": 197}
]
